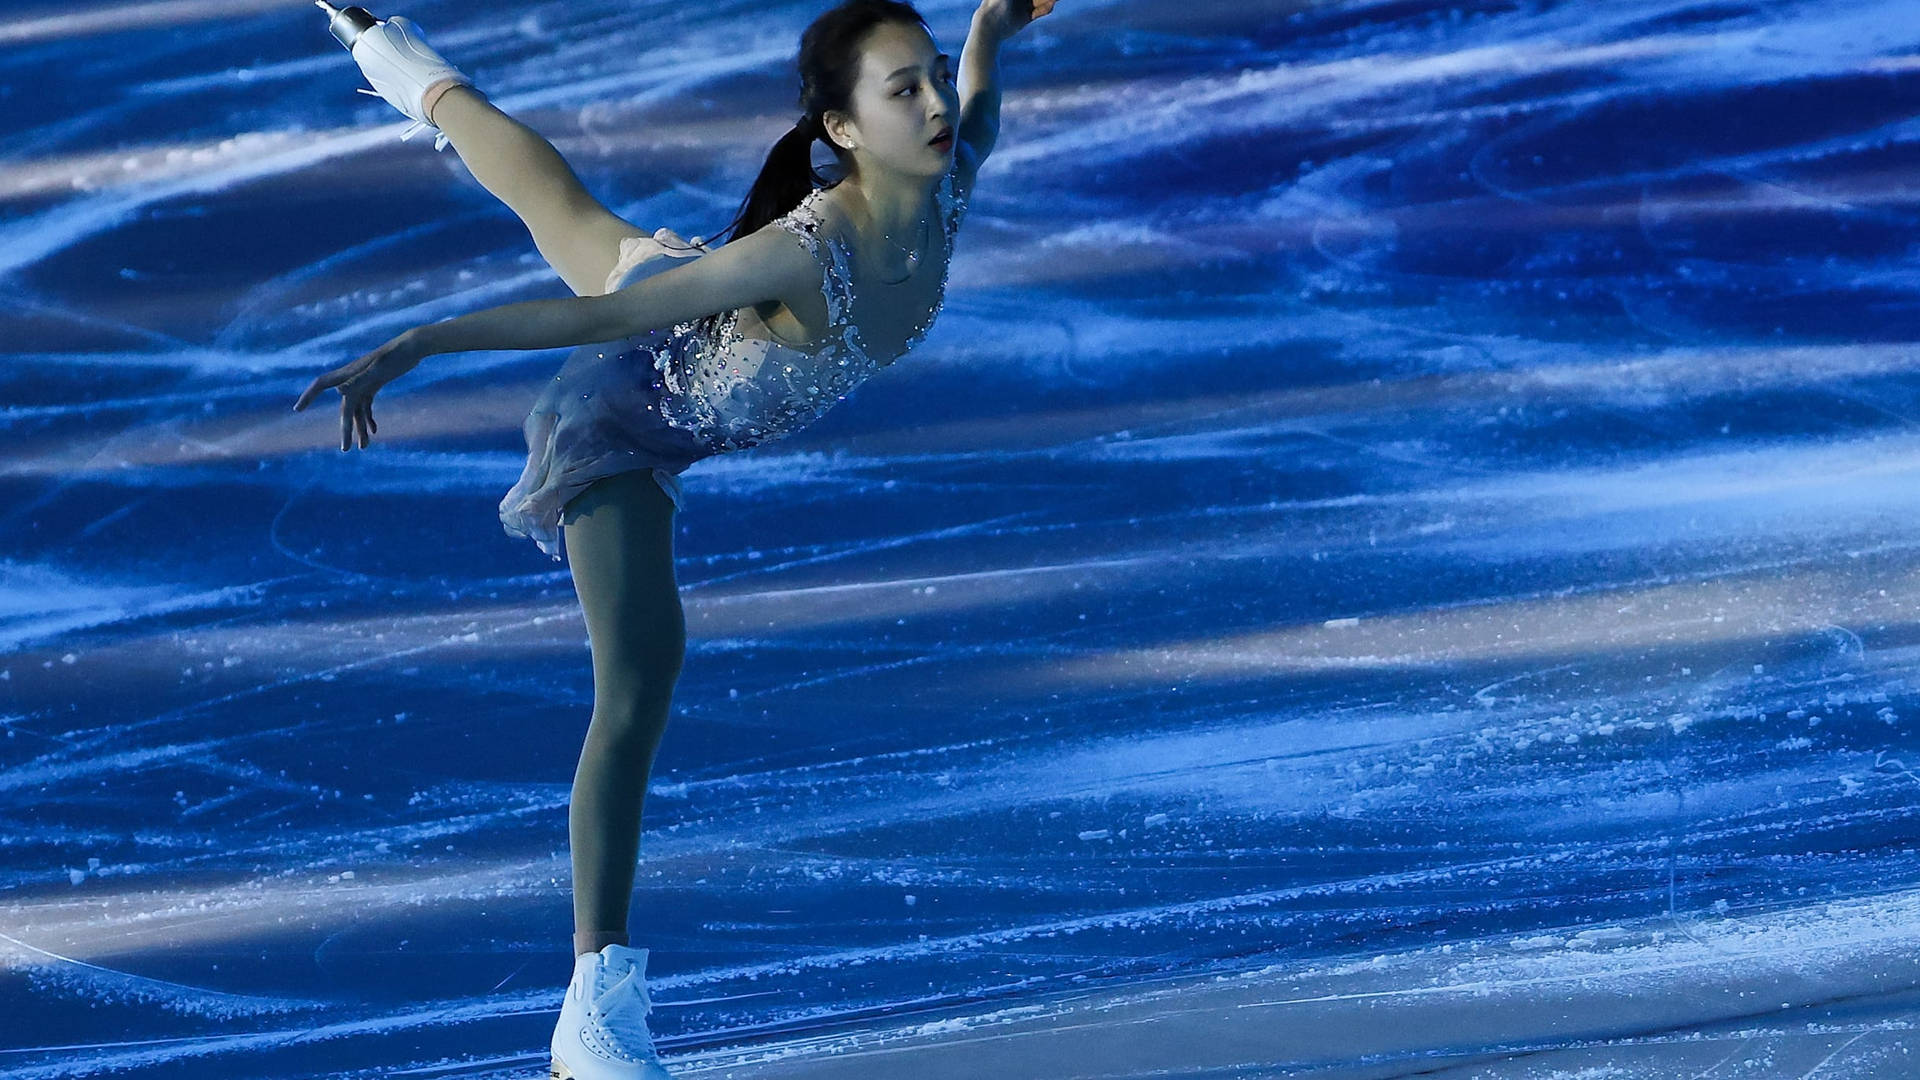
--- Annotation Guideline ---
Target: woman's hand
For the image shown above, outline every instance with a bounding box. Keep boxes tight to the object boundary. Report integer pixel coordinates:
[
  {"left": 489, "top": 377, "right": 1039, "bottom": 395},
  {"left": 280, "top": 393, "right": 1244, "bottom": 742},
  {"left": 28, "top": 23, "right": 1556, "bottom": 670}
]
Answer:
[
  {"left": 974, "top": 0, "right": 1056, "bottom": 42},
  {"left": 292, "top": 331, "right": 424, "bottom": 451}
]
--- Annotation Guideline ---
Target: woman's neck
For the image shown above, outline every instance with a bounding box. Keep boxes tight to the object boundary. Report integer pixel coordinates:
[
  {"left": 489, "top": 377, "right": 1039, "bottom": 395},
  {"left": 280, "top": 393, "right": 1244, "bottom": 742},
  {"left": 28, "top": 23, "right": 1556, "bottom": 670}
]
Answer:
[{"left": 833, "top": 173, "right": 941, "bottom": 254}]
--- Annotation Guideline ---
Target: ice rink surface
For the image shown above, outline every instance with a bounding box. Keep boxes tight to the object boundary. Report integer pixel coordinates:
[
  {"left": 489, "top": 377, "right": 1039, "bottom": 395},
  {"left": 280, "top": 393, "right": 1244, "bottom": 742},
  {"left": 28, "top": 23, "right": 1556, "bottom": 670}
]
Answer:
[{"left": 4, "top": 0, "right": 1920, "bottom": 1076}]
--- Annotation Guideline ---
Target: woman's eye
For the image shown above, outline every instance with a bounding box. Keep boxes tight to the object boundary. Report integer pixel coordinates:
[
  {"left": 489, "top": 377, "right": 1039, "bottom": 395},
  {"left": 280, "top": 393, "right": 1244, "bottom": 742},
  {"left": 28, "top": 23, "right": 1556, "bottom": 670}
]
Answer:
[{"left": 897, "top": 72, "right": 952, "bottom": 96}]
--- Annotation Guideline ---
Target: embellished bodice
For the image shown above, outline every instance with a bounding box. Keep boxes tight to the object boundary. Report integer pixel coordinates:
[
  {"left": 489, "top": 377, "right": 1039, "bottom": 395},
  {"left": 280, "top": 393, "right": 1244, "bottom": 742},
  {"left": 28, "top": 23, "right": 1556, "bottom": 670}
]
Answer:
[{"left": 638, "top": 165, "right": 969, "bottom": 454}]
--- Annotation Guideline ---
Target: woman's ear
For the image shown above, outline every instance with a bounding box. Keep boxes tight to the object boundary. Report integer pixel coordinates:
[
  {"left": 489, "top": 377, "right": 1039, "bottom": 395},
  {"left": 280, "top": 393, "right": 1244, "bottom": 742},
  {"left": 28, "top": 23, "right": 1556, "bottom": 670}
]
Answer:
[{"left": 822, "top": 109, "right": 857, "bottom": 152}]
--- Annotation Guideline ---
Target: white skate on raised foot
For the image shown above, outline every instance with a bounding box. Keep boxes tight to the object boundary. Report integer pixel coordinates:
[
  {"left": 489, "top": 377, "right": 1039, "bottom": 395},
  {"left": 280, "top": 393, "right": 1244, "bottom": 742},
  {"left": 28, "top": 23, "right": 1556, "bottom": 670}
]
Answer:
[
  {"left": 551, "top": 944, "right": 675, "bottom": 1080},
  {"left": 338, "top": 8, "right": 472, "bottom": 151}
]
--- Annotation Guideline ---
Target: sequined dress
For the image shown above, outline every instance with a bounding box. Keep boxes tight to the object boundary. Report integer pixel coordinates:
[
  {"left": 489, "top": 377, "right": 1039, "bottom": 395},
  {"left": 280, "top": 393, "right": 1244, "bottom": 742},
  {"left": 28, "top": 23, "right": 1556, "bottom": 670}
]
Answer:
[{"left": 499, "top": 165, "right": 968, "bottom": 561}]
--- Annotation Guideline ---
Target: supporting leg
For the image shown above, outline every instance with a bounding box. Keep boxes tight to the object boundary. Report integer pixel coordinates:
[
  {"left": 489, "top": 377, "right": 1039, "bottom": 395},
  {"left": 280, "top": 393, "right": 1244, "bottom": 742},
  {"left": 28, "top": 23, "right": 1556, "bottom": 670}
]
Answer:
[
  {"left": 572, "top": 929, "right": 631, "bottom": 958},
  {"left": 559, "top": 470, "right": 686, "bottom": 957}
]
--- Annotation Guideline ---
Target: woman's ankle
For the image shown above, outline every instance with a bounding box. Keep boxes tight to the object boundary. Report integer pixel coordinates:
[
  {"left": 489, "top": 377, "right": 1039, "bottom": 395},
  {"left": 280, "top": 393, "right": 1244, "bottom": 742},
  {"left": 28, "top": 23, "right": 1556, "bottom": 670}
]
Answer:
[
  {"left": 574, "top": 929, "right": 630, "bottom": 957},
  {"left": 421, "top": 77, "right": 470, "bottom": 126}
]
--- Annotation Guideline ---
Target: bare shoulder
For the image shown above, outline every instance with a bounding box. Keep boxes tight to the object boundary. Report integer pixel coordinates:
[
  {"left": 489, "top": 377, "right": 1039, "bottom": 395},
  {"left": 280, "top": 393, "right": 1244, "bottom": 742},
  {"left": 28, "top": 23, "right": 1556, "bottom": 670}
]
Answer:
[
  {"left": 800, "top": 182, "right": 856, "bottom": 243},
  {"left": 728, "top": 214, "right": 832, "bottom": 312}
]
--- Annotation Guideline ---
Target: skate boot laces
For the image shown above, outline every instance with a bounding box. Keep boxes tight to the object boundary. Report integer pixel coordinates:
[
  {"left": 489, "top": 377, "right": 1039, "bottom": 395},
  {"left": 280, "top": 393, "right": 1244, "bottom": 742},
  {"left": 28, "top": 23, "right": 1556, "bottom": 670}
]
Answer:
[{"left": 588, "top": 949, "right": 661, "bottom": 1063}]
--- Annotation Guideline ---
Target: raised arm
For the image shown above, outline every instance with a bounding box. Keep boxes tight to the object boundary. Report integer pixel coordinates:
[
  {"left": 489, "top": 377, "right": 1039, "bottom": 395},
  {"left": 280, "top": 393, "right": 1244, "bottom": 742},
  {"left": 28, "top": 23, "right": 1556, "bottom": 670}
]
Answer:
[
  {"left": 959, "top": 0, "right": 1055, "bottom": 168},
  {"left": 957, "top": 11, "right": 1005, "bottom": 161}
]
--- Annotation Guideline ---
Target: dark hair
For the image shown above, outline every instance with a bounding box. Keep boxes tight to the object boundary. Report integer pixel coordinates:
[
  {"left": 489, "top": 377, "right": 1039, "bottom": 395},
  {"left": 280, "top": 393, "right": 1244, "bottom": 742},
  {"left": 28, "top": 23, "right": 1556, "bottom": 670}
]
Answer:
[{"left": 693, "top": 0, "right": 930, "bottom": 339}]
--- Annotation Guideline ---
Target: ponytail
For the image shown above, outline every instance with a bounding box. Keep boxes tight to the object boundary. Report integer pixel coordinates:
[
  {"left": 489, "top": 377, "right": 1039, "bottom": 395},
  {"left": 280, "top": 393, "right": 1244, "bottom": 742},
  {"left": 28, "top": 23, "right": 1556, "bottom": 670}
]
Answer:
[
  {"left": 693, "top": 1, "right": 928, "bottom": 340},
  {"left": 715, "top": 112, "right": 834, "bottom": 248}
]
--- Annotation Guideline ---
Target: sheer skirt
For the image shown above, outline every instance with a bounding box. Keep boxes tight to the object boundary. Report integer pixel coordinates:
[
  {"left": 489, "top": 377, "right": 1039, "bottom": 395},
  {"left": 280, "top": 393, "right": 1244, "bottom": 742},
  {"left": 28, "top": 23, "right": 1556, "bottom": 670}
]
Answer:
[{"left": 498, "top": 229, "right": 714, "bottom": 562}]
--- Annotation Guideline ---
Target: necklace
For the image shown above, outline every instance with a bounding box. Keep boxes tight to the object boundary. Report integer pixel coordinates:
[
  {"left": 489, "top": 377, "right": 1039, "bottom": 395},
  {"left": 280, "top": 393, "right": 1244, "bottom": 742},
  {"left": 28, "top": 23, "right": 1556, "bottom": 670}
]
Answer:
[
  {"left": 875, "top": 214, "right": 928, "bottom": 285},
  {"left": 830, "top": 182, "right": 934, "bottom": 285}
]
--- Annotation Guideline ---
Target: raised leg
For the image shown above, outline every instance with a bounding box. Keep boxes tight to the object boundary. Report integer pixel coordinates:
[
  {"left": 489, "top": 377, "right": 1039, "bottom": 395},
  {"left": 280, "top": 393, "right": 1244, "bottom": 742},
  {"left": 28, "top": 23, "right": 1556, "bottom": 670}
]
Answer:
[
  {"left": 559, "top": 470, "right": 686, "bottom": 957},
  {"left": 428, "top": 84, "right": 645, "bottom": 297}
]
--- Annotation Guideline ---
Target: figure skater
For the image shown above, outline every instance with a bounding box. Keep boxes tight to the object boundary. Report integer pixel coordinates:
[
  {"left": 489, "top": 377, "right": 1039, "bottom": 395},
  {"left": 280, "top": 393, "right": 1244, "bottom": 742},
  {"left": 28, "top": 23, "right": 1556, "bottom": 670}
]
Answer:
[{"left": 292, "top": 1, "right": 1055, "bottom": 1076}]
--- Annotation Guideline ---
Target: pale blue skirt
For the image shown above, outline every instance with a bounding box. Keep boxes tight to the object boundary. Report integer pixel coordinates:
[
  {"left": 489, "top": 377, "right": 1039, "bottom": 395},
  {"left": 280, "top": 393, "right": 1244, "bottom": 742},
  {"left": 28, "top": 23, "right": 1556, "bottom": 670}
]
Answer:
[{"left": 498, "top": 229, "right": 716, "bottom": 562}]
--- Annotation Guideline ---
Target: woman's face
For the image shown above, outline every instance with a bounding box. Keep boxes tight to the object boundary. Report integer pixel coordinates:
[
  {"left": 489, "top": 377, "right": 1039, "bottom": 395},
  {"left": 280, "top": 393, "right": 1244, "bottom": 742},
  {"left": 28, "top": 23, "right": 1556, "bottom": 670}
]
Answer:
[{"left": 827, "top": 22, "right": 958, "bottom": 180}]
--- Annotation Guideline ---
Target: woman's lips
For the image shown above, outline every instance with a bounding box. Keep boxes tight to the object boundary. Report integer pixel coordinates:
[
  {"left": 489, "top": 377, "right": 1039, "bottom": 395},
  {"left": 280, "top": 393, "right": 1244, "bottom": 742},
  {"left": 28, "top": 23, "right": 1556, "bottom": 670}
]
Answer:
[{"left": 930, "top": 133, "right": 953, "bottom": 149}]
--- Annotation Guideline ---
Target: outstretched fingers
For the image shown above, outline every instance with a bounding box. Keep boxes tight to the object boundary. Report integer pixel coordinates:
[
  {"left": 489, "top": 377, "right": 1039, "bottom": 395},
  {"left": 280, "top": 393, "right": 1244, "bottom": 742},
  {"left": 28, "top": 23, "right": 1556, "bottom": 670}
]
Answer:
[
  {"left": 295, "top": 363, "right": 354, "bottom": 413},
  {"left": 293, "top": 374, "right": 331, "bottom": 413},
  {"left": 341, "top": 396, "right": 377, "bottom": 451},
  {"left": 297, "top": 343, "right": 405, "bottom": 449}
]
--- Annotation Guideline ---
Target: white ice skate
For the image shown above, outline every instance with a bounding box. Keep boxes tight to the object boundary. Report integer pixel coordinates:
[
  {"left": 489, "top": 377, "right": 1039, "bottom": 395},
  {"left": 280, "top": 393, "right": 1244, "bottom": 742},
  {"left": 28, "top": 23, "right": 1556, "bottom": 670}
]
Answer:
[
  {"left": 551, "top": 944, "right": 675, "bottom": 1080},
  {"left": 343, "top": 10, "right": 473, "bottom": 152}
]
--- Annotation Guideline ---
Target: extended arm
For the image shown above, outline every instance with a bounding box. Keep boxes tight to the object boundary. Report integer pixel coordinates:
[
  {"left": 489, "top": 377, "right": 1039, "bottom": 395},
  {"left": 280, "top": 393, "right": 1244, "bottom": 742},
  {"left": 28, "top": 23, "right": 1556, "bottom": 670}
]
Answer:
[
  {"left": 406, "top": 223, "right": 818, "bottom": 359},
  {"left": 295, "top": 220, "right": 822, "bottom": 448}
]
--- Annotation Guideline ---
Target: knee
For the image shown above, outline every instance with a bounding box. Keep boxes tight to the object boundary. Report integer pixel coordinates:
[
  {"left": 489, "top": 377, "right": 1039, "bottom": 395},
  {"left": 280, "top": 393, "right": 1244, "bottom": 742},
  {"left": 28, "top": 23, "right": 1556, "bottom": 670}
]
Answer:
[
  {"left": 589, "top": 697, "right": 672, "bottom": 752},
  {"left": 590, "top": 645, "right": 684, "bottom": 735}
]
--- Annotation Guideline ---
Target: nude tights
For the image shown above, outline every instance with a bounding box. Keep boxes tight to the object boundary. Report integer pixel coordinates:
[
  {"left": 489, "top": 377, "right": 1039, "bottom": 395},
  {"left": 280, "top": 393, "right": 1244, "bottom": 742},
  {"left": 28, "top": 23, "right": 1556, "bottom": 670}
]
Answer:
[{"left": 559, "top": 470, "right": 686, "bottom": 960}]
